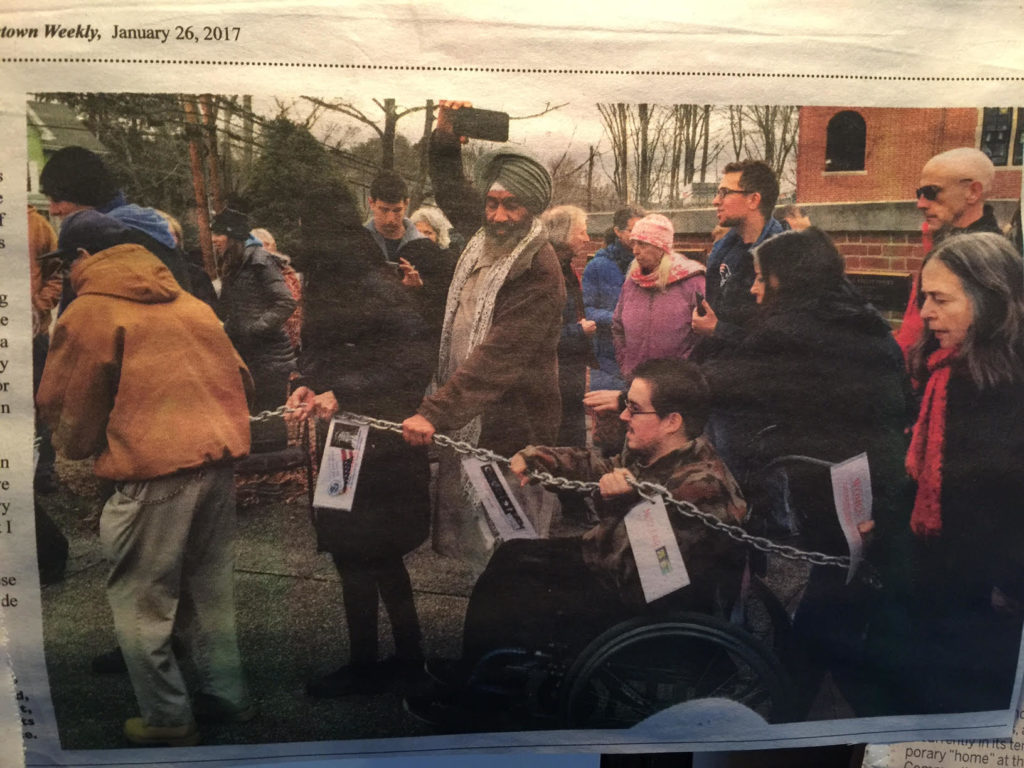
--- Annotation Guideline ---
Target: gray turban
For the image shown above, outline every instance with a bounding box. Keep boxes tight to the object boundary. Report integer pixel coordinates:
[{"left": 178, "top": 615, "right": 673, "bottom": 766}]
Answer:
[{"left": 473, "top": 147, "right": 552, "bottom": 215}]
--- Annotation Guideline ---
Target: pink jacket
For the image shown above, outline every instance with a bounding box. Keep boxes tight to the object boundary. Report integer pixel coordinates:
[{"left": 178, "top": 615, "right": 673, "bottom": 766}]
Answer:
[{"left": 612, "top": 253, "right": 706, "bottom": 378}]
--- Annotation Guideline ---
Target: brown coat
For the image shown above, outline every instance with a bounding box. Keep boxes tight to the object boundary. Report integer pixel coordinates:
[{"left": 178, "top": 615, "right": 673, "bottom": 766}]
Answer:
[
  {"left": 37, "top": 243, "right": 252, "bottom": 480},
  {"left": 417, "top": 238, "right": 565, "bottom": 458}
]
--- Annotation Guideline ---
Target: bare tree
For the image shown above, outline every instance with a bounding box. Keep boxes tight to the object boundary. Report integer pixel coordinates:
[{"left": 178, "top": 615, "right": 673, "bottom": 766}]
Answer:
[
  {"left": 548, "top": 144, "right": 618, "bottom": 211},
  {"left": 300, "top": 96, "right": 429, "bottom": 171},
  {"left": 746, "top": 105, "right": 799, "bottom": 181},
  {"left": 728, "top": 105, "right": 746, "bottom": 160},
  {"left": 597, "top": 103, "right": 630, "bottom": 202},
  {"left": 722, "top": 104, "right": 799, "bottom": 188},
  {"left": 599, "top": 103, "right": 719, "bottom": 207},
  {"left": 667, "top": 105, "right": 714, "bottom": 204}
]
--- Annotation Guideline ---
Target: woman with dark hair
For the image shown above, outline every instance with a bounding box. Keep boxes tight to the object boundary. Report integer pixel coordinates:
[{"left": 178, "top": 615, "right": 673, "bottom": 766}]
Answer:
[
  {"left": 901, "top": 232, "right": 1024, "bottom": 713},
  {"left": 703, "top": 227, "right": 912, "bottom": 717},
  {"left": 286, "top": 197, "right": 437, "bottom": 698},
  {"left": 706, "top": 227, "right": 909, "bottom": 488}
]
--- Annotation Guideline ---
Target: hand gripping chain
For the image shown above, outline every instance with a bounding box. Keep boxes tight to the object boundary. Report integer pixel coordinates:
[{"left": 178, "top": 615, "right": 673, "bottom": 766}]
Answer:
[{"left": 249, "top": 408, "right": 852, "bottom": 569}]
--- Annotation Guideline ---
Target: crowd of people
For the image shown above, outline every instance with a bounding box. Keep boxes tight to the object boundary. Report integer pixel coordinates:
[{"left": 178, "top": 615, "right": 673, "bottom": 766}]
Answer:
[{"left": 31, "top": 103, "right": 1024, "bottom": 744}]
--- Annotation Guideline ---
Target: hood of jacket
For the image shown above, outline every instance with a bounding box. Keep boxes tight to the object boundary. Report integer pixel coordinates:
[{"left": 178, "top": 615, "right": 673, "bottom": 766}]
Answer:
[
  {"left": 102, "top": 202, "right": 179, "bottom": 251},
  {"left": 595, "top": 239, "right": 634, "bottom": 275},
  {"left": 70, "top": 243, "right": 181, "bottom": 304}
]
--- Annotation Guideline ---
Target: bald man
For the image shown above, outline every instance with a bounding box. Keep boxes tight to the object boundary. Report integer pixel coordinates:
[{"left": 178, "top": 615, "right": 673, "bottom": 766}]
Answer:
[
  {"left": 916, "top": 147, "right": 998, "bottom": 240},
  {"left": 897, "top": 148, "right": 1003, "bottom": 357}
]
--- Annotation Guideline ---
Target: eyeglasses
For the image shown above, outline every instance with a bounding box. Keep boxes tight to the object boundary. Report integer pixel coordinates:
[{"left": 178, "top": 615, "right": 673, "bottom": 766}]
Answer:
[
  {"left": 715, "top": 187, "right": 751, "bottom": 199},
  {"left": 623, "top": 399, "right": 659, "bottom": 417},
  {"left": 915, "top": 178, "right": 973, "bottom": 201}
]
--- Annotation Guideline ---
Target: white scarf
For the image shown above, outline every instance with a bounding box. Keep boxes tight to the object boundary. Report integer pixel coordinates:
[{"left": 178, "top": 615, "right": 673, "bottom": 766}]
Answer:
[{"left": 433, "top": 216, "right": 548, "bottom": 447}]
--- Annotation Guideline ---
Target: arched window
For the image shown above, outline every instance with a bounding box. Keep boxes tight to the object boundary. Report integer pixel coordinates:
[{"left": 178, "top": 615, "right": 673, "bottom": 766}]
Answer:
[{"left": 825, "top": 111, "right": 866, "bottom": 172}]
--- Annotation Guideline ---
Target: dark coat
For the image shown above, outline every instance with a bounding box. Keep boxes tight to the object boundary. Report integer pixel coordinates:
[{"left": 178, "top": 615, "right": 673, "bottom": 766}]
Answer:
[
  {"left": 699, "top": 217, "right": 785, "bottom": 357},
  {"left": 394, "top": 234, "right": 456, "bottom": 336},
  {"left": 920, "top": 373, "right": 1024, "bottom": 605},
  {"left": 905, "top": 372, "right": 1024, "bottom": 714},
  {"left": 218, "top": 243, "right": 297, "bottom": 409},
  {"left": 299, "top": 227, "right": 436, "bottom": 560},
  {"left": 429, "top": 131, "right": 484, "bottom": 244},
  {"left": 703, "top": 292, "right": 912, "bottom": 551},
  {"left": 556, "top": 243, "right": 591, "bottom": 446}
]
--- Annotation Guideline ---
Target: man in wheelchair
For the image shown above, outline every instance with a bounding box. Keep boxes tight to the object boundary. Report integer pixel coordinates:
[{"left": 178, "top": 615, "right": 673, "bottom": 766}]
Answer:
[{"left": 405, "top": 358, "right": 748, "bottom": 728}]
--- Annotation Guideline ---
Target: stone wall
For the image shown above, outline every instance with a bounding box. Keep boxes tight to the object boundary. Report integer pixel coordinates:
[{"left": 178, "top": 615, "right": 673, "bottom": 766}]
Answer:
[{"left": 574, "top": 200, "right": 1018, "bottom": 320}]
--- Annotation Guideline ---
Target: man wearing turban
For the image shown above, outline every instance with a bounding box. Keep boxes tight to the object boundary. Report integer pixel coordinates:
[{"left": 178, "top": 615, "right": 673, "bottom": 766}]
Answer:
[{"left": 402, "top": 100, "right": 565, "bottom": 570}]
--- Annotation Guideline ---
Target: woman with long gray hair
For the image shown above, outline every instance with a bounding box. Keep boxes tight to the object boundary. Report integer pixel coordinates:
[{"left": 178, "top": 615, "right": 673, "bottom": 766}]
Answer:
[{"left": 902, "top": 231, "right": 1024, "bottom": 714}]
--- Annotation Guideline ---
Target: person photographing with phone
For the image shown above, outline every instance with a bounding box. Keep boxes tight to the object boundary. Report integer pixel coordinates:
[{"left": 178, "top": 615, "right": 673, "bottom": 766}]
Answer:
[
  {"left": 401, "top": 100, "right": 565, "bottom": 570},
  {"left": 691, "top": 159, "right": 784, "bottom": 358}
]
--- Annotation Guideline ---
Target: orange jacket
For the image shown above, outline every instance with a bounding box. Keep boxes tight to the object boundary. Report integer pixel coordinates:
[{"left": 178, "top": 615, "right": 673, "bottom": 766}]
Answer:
[{"left": 37, "top": 243, "right": 253, "bottom": 480}]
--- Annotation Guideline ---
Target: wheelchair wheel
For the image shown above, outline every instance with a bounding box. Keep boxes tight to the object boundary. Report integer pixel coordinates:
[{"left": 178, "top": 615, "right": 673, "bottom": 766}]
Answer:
[{"left": 558, "top": 612, "right": 797, "bottom": 728}]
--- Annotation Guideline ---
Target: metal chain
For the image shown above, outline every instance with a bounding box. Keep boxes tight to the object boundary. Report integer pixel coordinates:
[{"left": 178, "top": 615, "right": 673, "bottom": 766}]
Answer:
[
  {"left": 252, "top": 406, "right": 849, "bottom": 568},
  {"left": 331, "top": 412, "right": 851, "bottom": 569},
  {"left": 249, "top": 404, "right": 297, "bottom": 423}
]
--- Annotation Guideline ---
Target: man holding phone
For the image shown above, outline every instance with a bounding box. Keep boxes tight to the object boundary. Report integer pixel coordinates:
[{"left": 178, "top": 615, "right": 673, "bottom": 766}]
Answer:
[
  {"left": 401, "top": 100, "right": 565, "bottom": 569},
  {"left": 364, "top": 171, "right": 449, "bottom": 324},
  {"left": 691, "top": 159, "right": 783, "bottom": 354}
]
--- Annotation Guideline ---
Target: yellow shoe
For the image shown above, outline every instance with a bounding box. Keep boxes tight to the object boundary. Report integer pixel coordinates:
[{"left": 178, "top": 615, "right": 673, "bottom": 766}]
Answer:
[{"left": 123, "top": 717, "right": 199, "bottom": 747}]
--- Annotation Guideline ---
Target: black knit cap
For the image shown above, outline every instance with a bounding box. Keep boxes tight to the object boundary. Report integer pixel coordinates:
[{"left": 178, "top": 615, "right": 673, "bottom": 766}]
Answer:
[
  {"left": 38, "top": 209, "right": 132, "bottom": 263},
  {"left": 210, "top": 208, "right": 251, "bottom": 241},
  {"left": 39, "top": 146, "right": 118, "bottom": 207}
]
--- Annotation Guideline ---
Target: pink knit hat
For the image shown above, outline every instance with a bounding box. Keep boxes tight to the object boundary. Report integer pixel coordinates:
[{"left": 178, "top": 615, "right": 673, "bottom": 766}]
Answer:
[{"left": 630, "top": 213, "right": 674, "bottom": 254}]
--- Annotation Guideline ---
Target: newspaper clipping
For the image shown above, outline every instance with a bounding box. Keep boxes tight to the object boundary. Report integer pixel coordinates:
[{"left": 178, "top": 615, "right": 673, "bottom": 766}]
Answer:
[{"left": 1, "top": 2, "right": 1023, "bottom": 767}]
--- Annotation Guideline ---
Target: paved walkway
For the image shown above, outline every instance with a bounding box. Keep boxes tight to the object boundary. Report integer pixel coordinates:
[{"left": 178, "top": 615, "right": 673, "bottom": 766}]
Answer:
[{"left": 36, "top": 463, "right": 848, "bottom": 751}]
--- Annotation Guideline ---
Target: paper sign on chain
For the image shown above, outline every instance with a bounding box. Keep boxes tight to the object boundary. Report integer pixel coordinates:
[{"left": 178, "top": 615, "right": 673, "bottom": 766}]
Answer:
[
  {"left": 830, "top": 452, "right": 873, "bottom": 583},
  {"left": 462, "top": 457, "right": 537, "bottom": 541},
  {"left": 624, "top": 495, "right": 690, "bottom": 603},
  {"left": 312, "top": 417, "right": 369, "bottom": 511}
]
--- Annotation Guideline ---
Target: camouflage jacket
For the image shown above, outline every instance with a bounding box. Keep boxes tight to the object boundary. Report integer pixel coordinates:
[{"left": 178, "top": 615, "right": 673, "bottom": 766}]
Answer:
[{"left": 518, "top": 437, "right": 748, "bottom": 609}]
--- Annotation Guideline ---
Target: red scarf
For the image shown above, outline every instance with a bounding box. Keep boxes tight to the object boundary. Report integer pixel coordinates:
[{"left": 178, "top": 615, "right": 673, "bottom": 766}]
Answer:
[{"left": 906, "top": 346, "right": 958, "bottom": 536}]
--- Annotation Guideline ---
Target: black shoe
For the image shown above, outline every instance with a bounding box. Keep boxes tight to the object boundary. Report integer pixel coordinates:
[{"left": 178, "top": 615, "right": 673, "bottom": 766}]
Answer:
[
  {"left": 91, "top": 647, "right": 127, "bottom": 674},
  {"left": 379, "top": 656, "right": 427, "bottom": 683},
  {"left": 193, "top": 692, "right": 258, "bottom": 724},
  {"left": 306, "top": 664, "right": 382, "bottom": 698}
]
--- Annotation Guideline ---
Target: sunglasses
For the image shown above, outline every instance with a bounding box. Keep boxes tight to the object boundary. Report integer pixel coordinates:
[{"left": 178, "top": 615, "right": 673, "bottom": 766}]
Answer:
[{"left": 915, "top": 178, "right": 973, "bottom": 201}]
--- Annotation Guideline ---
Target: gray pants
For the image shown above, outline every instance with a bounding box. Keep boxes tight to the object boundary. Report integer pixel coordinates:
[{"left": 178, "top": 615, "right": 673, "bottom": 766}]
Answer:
[{"left": 100, "top": 465, "right": 250, "bottom": 726}]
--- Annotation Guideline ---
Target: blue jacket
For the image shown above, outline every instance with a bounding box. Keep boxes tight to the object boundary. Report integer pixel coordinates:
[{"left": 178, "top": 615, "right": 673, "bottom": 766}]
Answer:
[
  {"left": 704, "top": 217, "right": 784, "bottom": 348},
  {"left": 582, "top": 240, "right": 633, "bottom": 390}
]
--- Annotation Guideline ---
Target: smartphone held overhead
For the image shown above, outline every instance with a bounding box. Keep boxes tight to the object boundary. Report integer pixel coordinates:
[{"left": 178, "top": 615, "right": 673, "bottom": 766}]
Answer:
[{"left": 452, "top": 107, "right": 510, "bottom": 142}]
